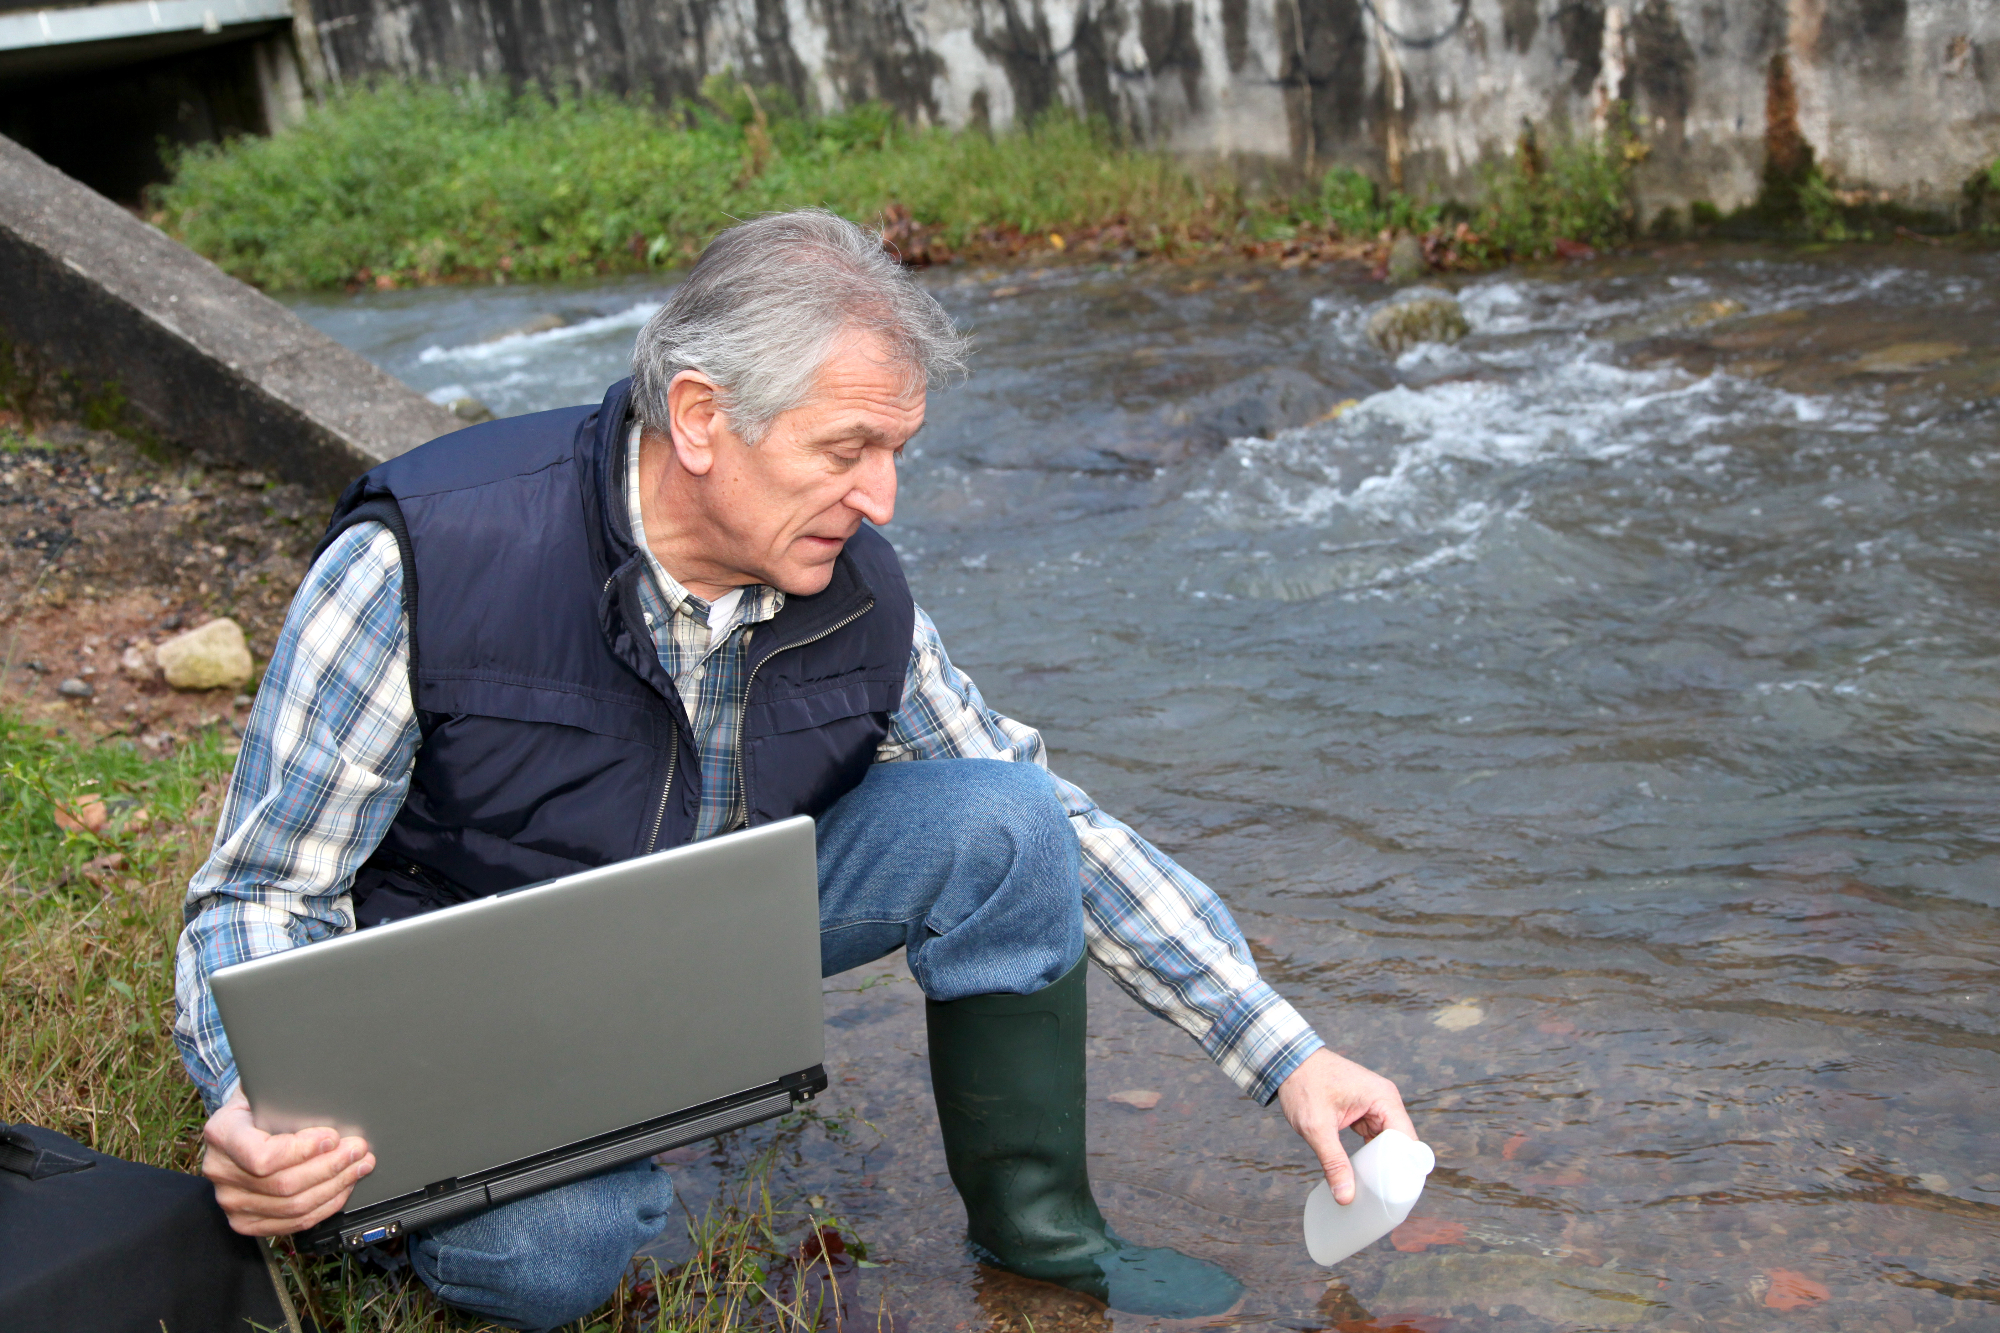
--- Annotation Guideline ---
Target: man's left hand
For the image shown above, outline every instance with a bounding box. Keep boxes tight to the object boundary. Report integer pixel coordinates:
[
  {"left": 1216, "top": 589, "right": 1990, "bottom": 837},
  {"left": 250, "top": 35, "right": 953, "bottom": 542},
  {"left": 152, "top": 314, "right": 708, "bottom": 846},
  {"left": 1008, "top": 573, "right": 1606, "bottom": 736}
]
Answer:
[{"left": 1276, "top": 1047, "right": 1418, "bottom": 1205}]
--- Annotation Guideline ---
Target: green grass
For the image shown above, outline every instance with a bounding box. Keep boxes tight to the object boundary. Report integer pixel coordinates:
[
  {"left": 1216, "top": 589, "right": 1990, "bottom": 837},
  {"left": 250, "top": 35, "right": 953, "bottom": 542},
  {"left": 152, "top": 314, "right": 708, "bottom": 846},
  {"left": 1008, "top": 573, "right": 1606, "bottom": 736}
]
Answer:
[
  {"left": 0, "top": 708, "right": 232, "bottom": 1168},
  {"left": 154, "top": 76, "right": 1650, "bottom": 290},
  {"left": 0, "top": 708, "right": 883, "bottom": 1331},
  {"left": 156, "top": 79, "right": 1226, "bottom": 288}
]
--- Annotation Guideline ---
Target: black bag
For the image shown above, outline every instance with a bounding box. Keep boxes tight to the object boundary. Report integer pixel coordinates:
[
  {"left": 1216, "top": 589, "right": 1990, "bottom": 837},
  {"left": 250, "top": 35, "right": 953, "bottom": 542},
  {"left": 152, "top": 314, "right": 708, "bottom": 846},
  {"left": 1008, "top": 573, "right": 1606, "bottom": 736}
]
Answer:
[{"left": 0, "top": 1123, "right": 297, "bottom": 1332}]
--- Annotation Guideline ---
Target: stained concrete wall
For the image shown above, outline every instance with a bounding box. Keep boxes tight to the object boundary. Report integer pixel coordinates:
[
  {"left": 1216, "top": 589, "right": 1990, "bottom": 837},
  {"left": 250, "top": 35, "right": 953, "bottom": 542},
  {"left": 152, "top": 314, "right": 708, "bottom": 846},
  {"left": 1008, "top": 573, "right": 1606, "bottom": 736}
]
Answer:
[
  {"left": 294, "top": 0, "right": 2000, "bottom": 216},
  {"left": 0, "top": 133, "right": 459, "bottom": 492}
]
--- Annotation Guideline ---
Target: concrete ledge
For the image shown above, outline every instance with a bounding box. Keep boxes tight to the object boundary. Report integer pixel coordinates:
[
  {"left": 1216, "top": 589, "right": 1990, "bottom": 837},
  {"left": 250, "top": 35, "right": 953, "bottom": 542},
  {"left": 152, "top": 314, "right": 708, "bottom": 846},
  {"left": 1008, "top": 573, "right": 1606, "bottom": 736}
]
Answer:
[
  {"left": 0, "top": 0, "right": 291, "bottom": 51},
  {"left": 0, "top": 132, "right": 458, "bottom": 493}
]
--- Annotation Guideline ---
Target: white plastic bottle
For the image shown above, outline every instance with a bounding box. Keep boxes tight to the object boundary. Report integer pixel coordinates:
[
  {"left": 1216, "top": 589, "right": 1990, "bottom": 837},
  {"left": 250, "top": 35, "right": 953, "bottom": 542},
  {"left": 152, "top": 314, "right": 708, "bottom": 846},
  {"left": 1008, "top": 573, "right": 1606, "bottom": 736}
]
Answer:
[{"left": 1302, "top": 1128, "right": 1437, "bottom": 1266}]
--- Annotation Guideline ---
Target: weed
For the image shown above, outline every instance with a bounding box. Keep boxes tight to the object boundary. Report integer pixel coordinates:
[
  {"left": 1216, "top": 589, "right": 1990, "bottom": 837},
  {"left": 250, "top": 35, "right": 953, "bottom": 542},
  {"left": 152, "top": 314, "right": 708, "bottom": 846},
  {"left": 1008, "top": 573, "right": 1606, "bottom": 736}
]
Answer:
[
  {"left": 1306, "top": 166, "right": 1443, "bottom": 239},
  {"left": 1461, "top": 122, "right": 1637, "bottom": 261}
]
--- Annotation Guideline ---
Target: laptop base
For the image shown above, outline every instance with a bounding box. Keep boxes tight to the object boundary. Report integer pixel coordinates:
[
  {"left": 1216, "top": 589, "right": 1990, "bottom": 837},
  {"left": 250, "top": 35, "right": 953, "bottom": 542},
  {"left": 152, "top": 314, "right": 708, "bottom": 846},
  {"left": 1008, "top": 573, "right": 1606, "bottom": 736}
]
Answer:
[{"left": 300, "top": 1065, "right": 827, "bottom": 1255}]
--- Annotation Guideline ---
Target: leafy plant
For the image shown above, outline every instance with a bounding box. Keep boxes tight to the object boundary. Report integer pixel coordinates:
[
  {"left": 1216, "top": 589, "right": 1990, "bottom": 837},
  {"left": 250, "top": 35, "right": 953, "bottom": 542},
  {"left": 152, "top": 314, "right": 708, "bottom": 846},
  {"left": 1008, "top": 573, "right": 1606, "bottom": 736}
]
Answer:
[{"left": 1462, "top": 123, "right": 1636, "bottom": 260}]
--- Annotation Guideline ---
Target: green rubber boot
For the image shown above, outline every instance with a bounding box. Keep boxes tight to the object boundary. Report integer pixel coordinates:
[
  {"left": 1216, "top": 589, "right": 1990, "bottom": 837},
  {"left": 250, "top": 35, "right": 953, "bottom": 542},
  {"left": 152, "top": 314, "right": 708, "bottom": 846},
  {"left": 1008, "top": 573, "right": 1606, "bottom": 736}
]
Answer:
[{"left": 925, "top": 958, "right": 1244, "bottom": 1318}]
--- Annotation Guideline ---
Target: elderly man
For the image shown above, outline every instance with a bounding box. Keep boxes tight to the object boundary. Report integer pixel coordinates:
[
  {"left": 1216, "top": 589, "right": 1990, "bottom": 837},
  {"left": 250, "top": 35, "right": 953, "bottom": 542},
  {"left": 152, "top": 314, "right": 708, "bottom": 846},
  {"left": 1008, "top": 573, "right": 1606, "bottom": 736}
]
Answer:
[{"left": 174, "top": 210, "right": 1414, "bottom": 1329}]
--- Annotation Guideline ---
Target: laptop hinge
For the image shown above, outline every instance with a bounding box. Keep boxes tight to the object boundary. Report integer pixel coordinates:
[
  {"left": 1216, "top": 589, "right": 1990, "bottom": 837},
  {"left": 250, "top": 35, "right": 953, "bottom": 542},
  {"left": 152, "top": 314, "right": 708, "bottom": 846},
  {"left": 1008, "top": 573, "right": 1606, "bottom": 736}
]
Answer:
[{"left": 305, "top": 1068, "right": 830, "bottom": 1255}]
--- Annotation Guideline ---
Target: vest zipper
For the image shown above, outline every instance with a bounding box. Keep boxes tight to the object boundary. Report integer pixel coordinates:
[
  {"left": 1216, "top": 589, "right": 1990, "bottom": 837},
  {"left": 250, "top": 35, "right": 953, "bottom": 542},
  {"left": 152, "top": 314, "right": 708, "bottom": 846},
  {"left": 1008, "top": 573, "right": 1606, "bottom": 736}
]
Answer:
[
  {"left": 732, "top": 598, "right": 875, "bottom": 829},
  {"left": 646, "top": 725, "right": 678, "bottom": 853},
  {"left": 612, "top": 570, "right": 682, "bottom": 856}
]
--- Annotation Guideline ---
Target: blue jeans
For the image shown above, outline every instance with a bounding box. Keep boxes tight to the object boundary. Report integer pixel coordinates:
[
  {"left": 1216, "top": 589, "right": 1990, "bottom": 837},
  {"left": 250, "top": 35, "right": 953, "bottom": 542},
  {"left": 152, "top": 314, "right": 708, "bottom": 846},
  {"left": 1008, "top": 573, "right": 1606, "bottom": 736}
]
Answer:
[{"left": 410, "top": 758, "right": 1086, "bottom": 1329}]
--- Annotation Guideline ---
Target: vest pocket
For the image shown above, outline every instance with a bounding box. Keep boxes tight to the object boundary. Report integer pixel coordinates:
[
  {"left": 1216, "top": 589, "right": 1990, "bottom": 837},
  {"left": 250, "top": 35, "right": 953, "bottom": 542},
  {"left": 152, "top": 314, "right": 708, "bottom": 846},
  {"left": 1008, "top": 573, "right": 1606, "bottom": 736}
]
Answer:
[
  {"left": 742, "top": 677, "right": 902, "bottom": 738},
  {"left": 417, "top": 673, "right": 667, "bottom": 745}
]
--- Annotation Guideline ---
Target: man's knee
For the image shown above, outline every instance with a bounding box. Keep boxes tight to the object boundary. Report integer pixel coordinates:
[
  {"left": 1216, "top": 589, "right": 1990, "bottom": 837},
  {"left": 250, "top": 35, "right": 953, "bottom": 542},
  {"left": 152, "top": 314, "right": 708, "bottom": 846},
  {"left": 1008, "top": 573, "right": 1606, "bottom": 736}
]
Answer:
[
  {"left": 817, "top": 760, "right": 1084, "bottom": 992},
  {"left": 411, "top": 1160, "right": 673, "bottom": 1330},
  {"left": 904, "top": 763, "right": 1084, "bottom": 995},
  {"left": 937, "top": 761, "right": 1077, "bottom": 880}
]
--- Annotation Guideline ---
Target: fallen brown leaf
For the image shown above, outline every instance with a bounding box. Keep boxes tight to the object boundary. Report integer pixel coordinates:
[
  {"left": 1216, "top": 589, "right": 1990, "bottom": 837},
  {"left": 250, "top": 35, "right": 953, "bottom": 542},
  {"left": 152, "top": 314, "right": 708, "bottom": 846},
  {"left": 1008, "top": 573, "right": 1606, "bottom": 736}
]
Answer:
[
  {"left": 53, "top": 794, "right": 109, "bottom": 834},
  {"left": 1764, "top": 1269, "right": 1830, "bottom": 1310}
]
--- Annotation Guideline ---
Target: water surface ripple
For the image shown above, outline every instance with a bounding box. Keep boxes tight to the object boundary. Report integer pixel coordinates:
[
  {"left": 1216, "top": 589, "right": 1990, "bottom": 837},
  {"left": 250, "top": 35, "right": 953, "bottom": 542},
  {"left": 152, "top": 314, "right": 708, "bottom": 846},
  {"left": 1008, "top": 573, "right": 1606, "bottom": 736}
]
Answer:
[{"left": 291, "top": 246, "right": 2000, "bottom": 1332}]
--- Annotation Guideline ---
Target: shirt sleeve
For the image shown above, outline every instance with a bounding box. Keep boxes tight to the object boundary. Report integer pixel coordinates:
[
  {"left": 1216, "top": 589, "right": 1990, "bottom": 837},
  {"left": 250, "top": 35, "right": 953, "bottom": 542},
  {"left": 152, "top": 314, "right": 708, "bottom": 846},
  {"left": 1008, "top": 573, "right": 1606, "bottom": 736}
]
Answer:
[
  {"left": 172, "top": 523, "right": 420, "bottom": 1110},
  {"left": 879, "top": 606, "right": 1325, "bottom": 1105}
]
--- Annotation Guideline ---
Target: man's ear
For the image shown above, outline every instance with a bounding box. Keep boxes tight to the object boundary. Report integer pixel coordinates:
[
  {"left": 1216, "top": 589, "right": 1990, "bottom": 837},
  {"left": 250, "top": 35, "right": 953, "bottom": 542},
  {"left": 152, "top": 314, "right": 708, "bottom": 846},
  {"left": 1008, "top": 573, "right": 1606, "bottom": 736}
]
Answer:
[{"left": 665, "top": 369, "right": 724, "bottom": 477}]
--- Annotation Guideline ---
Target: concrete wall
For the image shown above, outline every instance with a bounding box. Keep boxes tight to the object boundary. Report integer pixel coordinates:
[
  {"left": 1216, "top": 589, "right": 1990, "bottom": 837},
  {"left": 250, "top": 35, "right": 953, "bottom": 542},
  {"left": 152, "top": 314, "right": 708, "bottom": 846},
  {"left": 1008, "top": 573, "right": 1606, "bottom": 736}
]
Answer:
[
  {"left": 0, "top": 133, "right": 459, "bottom": 492},
  {"left": 294, "top": 0, "right": 2000, "bottom": 215}
]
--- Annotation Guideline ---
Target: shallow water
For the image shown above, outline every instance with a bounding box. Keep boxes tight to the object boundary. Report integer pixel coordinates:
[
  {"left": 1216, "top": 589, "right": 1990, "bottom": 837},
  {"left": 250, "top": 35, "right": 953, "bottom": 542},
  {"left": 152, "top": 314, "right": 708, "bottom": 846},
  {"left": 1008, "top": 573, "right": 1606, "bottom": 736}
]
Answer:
[{"left": 290, "top": 245, "right": 2000, "bottom": 1332}]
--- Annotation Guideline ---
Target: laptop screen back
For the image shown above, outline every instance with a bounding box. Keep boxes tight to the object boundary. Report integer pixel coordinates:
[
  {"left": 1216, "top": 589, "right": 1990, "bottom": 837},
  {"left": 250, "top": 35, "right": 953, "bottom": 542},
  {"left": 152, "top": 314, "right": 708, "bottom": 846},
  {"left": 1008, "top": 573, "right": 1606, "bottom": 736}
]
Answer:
[{"left": 211, "top": 817, "right": 823, "bottom": 1210}]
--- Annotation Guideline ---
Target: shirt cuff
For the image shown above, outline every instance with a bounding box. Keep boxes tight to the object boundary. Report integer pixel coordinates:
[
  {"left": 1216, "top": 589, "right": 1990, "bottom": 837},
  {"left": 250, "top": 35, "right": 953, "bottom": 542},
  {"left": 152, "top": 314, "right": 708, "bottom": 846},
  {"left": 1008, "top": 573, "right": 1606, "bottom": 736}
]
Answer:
[{"left": 1202, "top": 980, "right": 1326, "bottom": 1106}]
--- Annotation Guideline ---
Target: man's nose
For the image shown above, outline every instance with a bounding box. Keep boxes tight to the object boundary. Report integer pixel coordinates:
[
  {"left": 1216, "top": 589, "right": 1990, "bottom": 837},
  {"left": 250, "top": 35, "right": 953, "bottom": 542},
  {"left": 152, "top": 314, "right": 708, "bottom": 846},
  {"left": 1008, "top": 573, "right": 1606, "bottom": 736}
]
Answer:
[{"left": 844, "top": 449, "right": 897, "bottom": 527}]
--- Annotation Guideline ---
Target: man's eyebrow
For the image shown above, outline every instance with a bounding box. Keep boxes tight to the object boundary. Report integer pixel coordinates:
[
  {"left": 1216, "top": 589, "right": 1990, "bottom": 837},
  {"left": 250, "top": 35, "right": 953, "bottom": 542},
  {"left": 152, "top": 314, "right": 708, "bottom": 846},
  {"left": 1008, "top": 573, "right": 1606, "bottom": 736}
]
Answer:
[{"left": 815, "top": 418, "right": 924, "bottom": 447}]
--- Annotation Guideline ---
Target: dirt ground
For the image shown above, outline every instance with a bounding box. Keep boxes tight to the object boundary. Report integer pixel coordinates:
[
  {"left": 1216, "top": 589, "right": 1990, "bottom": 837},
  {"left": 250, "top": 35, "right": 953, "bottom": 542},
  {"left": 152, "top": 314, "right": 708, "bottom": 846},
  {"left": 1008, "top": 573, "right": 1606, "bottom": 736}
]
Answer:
[{"left": 0, "top": 413, "right": 327, "bottom": 750}]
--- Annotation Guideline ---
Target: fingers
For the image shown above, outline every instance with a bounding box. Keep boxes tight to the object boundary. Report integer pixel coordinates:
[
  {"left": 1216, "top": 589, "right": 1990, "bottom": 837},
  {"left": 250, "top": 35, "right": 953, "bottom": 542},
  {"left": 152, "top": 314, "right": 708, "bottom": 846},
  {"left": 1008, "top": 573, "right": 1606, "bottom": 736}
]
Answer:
[
  {"left": 1316, "top": 1134, "right": 1359, "bottom": 1206},
  {"left": 1277, "top": 1048, "right": 1424, "bottom": 1200},
  {"left": 1350, "top": 1078, "right": 1419, "bottom": 1145},
  {"left": 208, "top": 1134, "right": 370, "bottom": 1201},
  {"left": 1378, "top": 1096, "right": 1419, "bottom": 1142},
  {"left": 213, "top": 1150, "right": 375, "bottom": 1236},
  {"left": 200, "top": 1095, "right": 373, "bottom": 1236},
  {"left": 204, "top": 1100, "right": 346, "bottom": 1181}
]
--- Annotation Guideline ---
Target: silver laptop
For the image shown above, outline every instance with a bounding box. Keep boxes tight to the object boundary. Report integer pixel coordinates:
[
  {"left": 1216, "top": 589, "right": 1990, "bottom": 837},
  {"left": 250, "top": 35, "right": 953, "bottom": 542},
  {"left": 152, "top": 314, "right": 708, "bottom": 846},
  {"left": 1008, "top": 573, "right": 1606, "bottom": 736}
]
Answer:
[{"left": 210, "top": 816, "right": 825, "bottom": 1254}]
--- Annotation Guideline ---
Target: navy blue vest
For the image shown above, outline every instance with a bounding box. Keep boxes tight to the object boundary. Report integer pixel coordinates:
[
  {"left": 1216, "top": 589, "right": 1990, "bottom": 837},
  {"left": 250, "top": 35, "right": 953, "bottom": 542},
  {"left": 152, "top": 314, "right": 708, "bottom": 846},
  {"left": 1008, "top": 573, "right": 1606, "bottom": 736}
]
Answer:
[{"left": 318, "top": 378, "right": 915, "bottom": 925}]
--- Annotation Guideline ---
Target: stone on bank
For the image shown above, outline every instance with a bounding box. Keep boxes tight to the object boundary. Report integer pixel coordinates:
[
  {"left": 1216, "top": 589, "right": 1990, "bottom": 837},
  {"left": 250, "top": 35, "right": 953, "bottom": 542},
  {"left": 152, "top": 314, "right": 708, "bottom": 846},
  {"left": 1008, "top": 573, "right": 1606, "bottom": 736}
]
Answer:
[{"left": 155, "top": 618, "right": 254, "bottom": 691}]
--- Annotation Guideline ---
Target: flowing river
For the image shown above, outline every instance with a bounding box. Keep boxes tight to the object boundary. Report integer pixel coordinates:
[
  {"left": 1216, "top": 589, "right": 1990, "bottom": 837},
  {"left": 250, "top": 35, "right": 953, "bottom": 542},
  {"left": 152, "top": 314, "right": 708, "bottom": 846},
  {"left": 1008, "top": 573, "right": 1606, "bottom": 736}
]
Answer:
[{"left": 289, "top": 245, "right": 2000, "bottom": 1333}]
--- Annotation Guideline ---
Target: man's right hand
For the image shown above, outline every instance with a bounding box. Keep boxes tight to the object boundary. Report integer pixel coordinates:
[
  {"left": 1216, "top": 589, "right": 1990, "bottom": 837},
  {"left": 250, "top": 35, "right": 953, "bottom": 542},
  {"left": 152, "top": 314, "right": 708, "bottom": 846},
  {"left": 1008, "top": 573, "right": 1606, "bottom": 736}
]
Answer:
[{"left": 201, "top": 1090, "right": 374, "bottom": 1236}]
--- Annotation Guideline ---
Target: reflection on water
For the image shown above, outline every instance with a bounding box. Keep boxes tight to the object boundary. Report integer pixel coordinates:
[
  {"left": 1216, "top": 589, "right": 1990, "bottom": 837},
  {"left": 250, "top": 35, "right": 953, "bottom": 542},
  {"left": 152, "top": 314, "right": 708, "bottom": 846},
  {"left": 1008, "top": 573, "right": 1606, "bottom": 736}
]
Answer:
[{"left": 289, "top": 245, "right": 2000, "bottom": 1331}]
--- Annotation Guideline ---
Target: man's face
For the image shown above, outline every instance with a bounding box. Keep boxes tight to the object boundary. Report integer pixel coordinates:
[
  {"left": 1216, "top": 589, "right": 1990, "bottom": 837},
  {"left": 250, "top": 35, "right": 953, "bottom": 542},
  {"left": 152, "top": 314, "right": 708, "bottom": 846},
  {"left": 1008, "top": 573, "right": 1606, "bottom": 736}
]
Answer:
[{"left": 688, "top": 331, "right": 923, "bottom": 597}]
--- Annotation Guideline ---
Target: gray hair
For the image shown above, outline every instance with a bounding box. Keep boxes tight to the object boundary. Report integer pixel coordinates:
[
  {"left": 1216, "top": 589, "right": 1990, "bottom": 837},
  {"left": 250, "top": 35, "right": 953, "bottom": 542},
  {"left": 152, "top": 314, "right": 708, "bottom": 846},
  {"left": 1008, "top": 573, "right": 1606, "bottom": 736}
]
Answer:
[{"left": 631, "top": 209, "right": 968, "bottom": 443}]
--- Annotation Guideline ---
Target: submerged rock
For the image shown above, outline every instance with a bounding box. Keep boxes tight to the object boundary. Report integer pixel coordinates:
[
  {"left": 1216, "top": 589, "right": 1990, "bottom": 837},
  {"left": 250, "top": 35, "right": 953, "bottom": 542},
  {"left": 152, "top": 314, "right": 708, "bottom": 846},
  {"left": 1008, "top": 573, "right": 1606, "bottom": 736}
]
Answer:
[
  {"left": 1854, "top": 341, "right": 1966, "bottom": 373},
  {"left": 444, "top": 395, "right": 496, "bottom": 423},
  {"left": 1432, "top": 1001, "right": 1485, "bottom": 1030},
  {"left": 1367, "top": 289, "right": 1470, "bottom": 355},
  {"left": 156, "top": 617, "right": 254, "bottom": 691},
  {"left": 1603, "top": 297, "right": 1747, "bottom": 342},
  {"left": 483, "top": 313, "right": 569, "bottom": 343},
  {"left": 1374, "top": 1252, "right": 1663, "bottom": 1325}
]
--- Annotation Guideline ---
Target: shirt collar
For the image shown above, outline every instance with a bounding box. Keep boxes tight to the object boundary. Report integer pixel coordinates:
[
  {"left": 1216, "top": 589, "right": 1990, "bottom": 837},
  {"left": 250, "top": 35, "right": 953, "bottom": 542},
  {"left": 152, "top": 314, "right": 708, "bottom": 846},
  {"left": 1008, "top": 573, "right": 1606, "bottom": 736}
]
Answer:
[{"left": 625, "top": 423, "right": 784, "bottom": 628}]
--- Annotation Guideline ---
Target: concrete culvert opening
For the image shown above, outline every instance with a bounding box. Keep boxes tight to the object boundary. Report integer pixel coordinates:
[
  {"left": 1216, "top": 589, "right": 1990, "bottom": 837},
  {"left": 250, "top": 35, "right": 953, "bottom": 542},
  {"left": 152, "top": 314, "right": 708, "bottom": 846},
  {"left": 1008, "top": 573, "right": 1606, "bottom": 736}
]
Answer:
[{"left": 0, "top": 0, "right": 303, "bottom": 204}]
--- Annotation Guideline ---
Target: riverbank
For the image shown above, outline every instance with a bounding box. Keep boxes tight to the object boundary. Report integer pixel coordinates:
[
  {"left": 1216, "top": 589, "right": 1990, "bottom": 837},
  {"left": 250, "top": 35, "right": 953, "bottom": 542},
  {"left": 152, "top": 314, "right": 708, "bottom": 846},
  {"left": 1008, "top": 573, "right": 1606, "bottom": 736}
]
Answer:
[
  {"left": 153, "top": 81, "right": 1997, "bottom": 294},
  {"left": 154, "top": 79, "right": 1652, "bottom": 291}
]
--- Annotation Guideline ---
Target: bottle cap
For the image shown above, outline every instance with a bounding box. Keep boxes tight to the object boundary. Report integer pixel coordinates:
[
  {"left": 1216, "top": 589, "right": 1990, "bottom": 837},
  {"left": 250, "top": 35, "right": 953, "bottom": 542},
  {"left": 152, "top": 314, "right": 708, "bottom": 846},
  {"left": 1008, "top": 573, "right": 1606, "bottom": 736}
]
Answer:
[{"left": 1363, "top": 1129, "right": 1436, "bottom": 1208}]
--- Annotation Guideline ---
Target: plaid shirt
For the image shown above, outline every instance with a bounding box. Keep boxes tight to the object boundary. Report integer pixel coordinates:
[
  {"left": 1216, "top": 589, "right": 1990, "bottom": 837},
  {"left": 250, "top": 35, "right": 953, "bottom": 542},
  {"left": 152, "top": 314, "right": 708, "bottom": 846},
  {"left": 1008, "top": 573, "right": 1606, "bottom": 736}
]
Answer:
[{"left": 173, "top": 445, "right": 1323, "bottom": 1112}]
